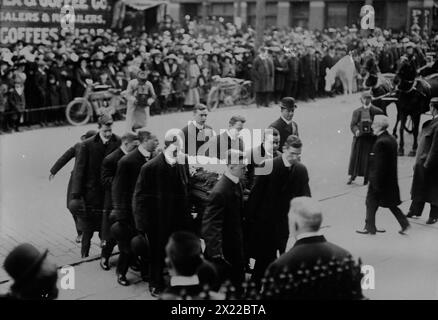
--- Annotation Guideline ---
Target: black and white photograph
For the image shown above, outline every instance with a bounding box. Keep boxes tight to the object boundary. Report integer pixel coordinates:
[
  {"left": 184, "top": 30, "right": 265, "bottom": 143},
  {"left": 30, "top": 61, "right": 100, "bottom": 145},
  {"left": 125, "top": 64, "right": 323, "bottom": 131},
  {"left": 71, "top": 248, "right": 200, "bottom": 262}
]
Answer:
[{"left": 1, "top": 0, "right": 438, "bottom": 309}]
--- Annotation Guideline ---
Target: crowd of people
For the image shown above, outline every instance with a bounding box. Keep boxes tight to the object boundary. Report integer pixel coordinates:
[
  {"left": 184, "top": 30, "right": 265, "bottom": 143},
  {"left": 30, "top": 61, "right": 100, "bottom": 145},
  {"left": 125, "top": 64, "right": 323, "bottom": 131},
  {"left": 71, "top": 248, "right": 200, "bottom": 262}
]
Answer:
[{"left": 1, "top": 18, "right": 437, "bottom": 133}]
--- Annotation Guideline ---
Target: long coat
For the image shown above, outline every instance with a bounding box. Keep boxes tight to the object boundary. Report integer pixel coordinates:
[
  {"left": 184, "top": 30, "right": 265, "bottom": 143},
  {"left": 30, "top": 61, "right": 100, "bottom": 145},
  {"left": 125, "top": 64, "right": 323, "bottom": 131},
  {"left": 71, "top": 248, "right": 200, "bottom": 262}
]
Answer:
[
  {"left": 202, "top": 175, "right": 245, "bottom": 284},
  {"left": 411, "top": 118, "right": 438, "bottom": 206},
  {"left": 246, "top": 156, "right": 311, "bottom": 258},
  {"left": 252, "top": 56, "right": 274, "bottom": 93},
  {"left": 348, "top": 106, "right": 383, "bottom": 178},
  {"left": 50, "top": 142, "right": 82, "bottom": 209},
  {"left": 111, "top": 148, "right": 157, "bottom": 224},
  {"left": 367, "top": 131, "right": 401, "bottom": 207},
  {"left": 181, "top": 122, "right": 213, "bottom": 156},
  {"left": 71, "top": 133, "right": 121, "bottom": 218},
  {"left": 101, "top": 147, "right": 126, "bottom": 240},
  {"left": 274, "top": 56, "right": 289, "bottom": 92},
  {"left": 132, "top": 152, "right": 191, "bottom": 257},
  {"left": 204, "top": 131, "right": 245, "bottom": 160},
  {"left": 269, "top": 117, "right": 299, "bottom": 150}
]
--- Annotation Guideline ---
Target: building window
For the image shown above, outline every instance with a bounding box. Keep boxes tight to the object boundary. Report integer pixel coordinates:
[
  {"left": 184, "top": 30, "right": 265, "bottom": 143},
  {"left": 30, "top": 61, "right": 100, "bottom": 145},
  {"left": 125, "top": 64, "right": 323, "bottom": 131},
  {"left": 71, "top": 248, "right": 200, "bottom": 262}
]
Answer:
[
  {"left": 181, "top": 3, "right": 201, "bottom": 21},
  {"left": 326, "top": 1, "right": 364, "bottom": 29},
  {"left": 290, "top": 2, "right": 309, "bottom": 28},
  {"left": 247, "top": 1, "right": 278, "bottom": 28},
  {"left": 210, "top": 2, "right": 234, "bottom": 23}
]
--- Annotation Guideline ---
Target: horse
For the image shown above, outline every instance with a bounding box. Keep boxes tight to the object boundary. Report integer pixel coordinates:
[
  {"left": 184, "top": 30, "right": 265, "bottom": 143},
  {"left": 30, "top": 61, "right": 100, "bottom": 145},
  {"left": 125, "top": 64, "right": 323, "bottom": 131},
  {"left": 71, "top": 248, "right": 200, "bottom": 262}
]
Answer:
[
  {"left": 394, "top": 64, "right": 438, "bottom": 156},
  {"left": 325, "top": 54, "right": 356, "bottom": 95}
]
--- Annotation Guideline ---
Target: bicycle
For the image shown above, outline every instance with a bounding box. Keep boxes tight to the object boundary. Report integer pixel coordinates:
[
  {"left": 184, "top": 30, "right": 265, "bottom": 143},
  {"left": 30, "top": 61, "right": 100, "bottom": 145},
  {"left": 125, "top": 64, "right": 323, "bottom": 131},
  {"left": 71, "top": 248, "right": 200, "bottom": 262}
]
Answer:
[{"left": 65, "top": 82, "right": 127, "bottom": 126}]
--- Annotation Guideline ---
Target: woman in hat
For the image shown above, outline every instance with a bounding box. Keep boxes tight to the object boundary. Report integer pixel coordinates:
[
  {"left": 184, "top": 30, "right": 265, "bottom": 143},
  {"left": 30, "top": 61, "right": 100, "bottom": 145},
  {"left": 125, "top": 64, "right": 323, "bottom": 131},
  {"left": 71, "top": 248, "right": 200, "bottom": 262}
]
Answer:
[
  {"left": 74, "top": 56, "right": 92, "bottom": 97},
  {"left": 124, "top": 69, "right": 156, "bottom": 132},
  {"left": 208, "top": 53, "right": 221, "bottom": 77},
  {"left": 7, "top": 76, "right": 26, "bottom": 131},
  {"left": 221, "top": 54, "right": 236, "bottom": 78},
  {"left": 163, "top": 54, "right": 179, "bottom": 80},
  {"left": 184, "top": 56, "right": 201, "bottom": 109}
]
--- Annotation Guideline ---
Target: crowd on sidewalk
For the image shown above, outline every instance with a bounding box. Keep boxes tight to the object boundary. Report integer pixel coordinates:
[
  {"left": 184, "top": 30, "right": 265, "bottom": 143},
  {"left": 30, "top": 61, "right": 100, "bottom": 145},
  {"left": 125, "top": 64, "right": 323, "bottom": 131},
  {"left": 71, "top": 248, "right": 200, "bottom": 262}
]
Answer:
[{"left": 1, "top": 17, "right": 437, "bottom": 133}]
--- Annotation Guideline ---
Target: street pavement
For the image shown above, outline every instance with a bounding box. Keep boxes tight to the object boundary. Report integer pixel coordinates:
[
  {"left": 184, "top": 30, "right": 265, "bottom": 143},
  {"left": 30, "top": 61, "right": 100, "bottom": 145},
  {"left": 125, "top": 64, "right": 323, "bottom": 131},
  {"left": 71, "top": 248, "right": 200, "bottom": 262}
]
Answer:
[{"left": 1, "top": 93, "right": 438, "bottom": 300}]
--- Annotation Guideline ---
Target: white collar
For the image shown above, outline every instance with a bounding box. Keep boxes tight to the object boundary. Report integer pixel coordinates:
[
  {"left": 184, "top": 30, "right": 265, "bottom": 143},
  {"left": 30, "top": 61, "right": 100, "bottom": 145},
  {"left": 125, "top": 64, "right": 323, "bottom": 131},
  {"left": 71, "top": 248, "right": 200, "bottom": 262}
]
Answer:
[
  {"left": 296, "top": 231, "right": 322, "bottom": 241},
  {"left": 170, "top": 275, "right": 200, "bottom": 287},
  {"left": 189, "top": 120, "right": 204, "bottom": 130},
  {"left": 282, "top": 153, "right": 292, "bottom": 167},
  {"left": 120, "top": 145, "right": 128, "bottom": 155},
  {"left": 138, "top": 145, "right": 151, "bottom": 158},
  {"left": 164, "top": 149, "right": 177, "bottom": 165},
  {"left": 224, "top": 171, "right": 240, "bottom": 184},
  {"left": 99, "top": 132, "right": 109, "bottom": 144},
  {"left": 281, "top": 115, "right": 292, "bottom": 125}
]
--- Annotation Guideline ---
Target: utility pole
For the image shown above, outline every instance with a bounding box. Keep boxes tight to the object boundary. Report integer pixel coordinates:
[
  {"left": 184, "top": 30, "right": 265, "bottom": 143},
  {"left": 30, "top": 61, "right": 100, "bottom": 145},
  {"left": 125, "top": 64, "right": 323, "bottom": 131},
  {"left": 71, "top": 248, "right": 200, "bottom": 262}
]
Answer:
[{"left": 255, "top": 0, "right": 266, "bottom": 49}]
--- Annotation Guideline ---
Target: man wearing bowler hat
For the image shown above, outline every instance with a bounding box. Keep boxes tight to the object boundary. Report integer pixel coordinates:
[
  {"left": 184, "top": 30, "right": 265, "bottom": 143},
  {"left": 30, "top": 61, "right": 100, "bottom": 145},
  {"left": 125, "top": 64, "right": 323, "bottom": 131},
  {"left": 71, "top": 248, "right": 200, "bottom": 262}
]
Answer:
[
  {"left": 2, "top": 243, "right": 58, "bottom": 300},
  {"left": 269, "top": 97, "right": 299, "bottom": 150}
]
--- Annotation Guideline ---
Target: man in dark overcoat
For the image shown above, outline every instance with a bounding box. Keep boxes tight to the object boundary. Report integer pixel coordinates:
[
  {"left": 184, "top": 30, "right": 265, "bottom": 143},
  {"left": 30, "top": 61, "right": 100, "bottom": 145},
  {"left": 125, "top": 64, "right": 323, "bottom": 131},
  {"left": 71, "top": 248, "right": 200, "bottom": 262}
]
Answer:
[
  {"left": 132, "top": 132, "right": 191, "bottom": 296},
  {"left": 99, "top": 132, "right": 139, "bottom": 271},
  {"left": 246, "top": 135, "right": 311, "bottom": 285},
  {"left": 284, "top": 51, "right": 300, "bottom": 99},
  {"left": 269, "top": 97, "right": 299, "bottom": 149},
  {"left": 252, "top": 47, "right": 274, "bottom": 108},
  {"left": 407, "top": 98, "right": 438, "bottom": 224},
  {"left": 49, "top": 130, "right": 97, "bottom": 243},
  {"left": 356, "top": 115, "right": 410, "bottom": 235},
  {"left": 202, "top": 150, "right": 247, "bottom": 289},
  {"left": 71, "top": 115, "right": 121, "bottom": 258},
  {"left": 110, "top": 130, "right": 159, "bottom": 286}
]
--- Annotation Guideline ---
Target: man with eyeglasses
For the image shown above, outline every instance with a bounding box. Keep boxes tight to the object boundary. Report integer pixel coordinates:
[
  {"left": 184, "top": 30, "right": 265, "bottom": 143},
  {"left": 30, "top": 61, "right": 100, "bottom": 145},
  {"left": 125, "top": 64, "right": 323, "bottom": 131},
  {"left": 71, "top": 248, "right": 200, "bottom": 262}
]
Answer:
[{"left": 269, "top": 97, "right": 299, "bottom": 149}]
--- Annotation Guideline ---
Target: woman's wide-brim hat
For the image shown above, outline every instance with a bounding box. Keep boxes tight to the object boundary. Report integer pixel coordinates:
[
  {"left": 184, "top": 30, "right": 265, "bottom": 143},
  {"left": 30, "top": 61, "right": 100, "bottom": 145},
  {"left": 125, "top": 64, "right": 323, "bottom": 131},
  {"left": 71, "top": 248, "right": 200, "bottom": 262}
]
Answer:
[{"left": 164, "top": 54, "right": 177, "bottom": 61}]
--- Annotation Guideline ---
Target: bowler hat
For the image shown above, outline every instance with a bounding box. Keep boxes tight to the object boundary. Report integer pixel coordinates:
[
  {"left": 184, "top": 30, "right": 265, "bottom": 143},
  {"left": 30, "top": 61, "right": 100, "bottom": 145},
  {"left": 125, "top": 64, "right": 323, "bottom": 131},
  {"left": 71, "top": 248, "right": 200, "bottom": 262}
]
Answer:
[
  {"left": 280, "top": 97, "right": 297, "bottom": 110},
  {"left": 81, "top": 130, "right": 97, "bottom": 140},
  {"left": 3, "top": 243, "right": 48, "bottom": 288},
  {"left": 110, "top": 221, "right": 132, "bottom": 241},
  {"left": 68, "top": 198, "right": 86, "bottom": 216},
  {"left": 131, "top": 234, "right": 150, "bottom": 257}
]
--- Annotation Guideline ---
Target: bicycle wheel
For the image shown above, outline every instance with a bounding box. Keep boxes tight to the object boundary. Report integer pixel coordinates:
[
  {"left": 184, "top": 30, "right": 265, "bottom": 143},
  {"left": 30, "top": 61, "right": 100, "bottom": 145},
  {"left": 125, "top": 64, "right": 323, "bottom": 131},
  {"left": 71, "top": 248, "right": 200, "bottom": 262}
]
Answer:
[{"left": 65, "top": 99, "right": 93, "bottom": 126}]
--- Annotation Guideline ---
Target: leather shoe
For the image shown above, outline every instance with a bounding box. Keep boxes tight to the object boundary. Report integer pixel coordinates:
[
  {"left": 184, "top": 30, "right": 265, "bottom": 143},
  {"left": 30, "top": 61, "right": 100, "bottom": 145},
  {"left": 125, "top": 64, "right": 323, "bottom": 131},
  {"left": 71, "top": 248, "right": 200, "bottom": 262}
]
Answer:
[
  {"left": 406, "top": 212, "right": 419, "bottom": 218},
  {"left": 347, "top": 177, "right": 354, "bottom": 185},
  {"left": 75, "top": 234, "right": 82, "bottom": 243},
  {"left": 149, "top": 286, "right": 163, "bottom": 298},
  {"left": 399, "top": 224, "right": 411, "bottom": 235},
  {"left": 356, "top": 229, "right": 376, "bottom": 235},
  {"left": 376, "top": 229, "right": 386, "bottom": 233},
  {"left": 99, "top": 258, "right": 110, "bottom": 271},
  {"left": 117, "top": 274, "right": 130, "bottom": 286},
  {"left": 426, "top": 218, "right": 438, "bottom": 225}
]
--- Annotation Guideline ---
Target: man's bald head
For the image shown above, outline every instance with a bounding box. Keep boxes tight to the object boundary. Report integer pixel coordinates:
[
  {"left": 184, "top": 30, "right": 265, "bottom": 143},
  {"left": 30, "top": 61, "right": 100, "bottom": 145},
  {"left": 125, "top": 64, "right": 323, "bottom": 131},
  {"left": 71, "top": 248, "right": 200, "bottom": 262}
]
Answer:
[
  {"left": 372, "top": 115, "right": 389, "bottom": 135},
  {"left": 289, "top": 197, "right": 323, "bottom": 235}
]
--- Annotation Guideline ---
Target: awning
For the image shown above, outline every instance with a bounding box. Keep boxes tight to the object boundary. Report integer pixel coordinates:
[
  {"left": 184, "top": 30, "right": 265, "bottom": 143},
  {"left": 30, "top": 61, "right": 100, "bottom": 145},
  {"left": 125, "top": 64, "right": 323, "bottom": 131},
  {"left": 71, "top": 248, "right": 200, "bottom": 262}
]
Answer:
[{"left": 123, "top": 0, "right": 168, "bottom": 11}]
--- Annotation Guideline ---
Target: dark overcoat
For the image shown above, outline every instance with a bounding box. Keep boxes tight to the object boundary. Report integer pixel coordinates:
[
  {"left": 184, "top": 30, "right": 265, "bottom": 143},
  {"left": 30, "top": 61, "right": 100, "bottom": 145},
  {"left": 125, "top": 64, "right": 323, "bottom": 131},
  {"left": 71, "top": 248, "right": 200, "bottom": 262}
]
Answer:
[
  {"left": 132, "top": 152, "right": 191, "bottom": 257},
  {"left": 367, "top": 131, "right": 401, "bottom": 207},
  {"left": 71, "top": 133, "right": 121, "bottom": 216},
  {"left": 269, "top": 117, "right": 299, "bottom": 150},
  {"left": 252, "top": 56, "right": 274, "bottom": 93},
  {"left": 246, "top": 156, "right": 311, "bottom": 258},
  {"left": 202, "top": 175, "right": 245, "bottom": 284},
  {"left": 111, "top": 148, "right": 157, "bottom": 223},
  {"left": 50, "top": 142, "right": 81, "bottom": 208},
  {"left": 411, "top": 118, "right": 438, "bottom": 206}
]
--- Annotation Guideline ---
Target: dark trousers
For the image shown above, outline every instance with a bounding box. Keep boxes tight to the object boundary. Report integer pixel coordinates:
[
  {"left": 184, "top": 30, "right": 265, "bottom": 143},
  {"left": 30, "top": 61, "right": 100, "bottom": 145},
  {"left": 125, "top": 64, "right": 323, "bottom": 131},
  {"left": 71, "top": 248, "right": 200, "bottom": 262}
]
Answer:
[
  {"left": 408, "top": 200, "right": 438, "bottom": 219},
  {"left": 252, "top": 237, "right": 287, "bottom": 285},
  {"left": 284, "top": 80, "right": 298, "bottom": 99},
  {"left": 101, "top": 209, "right": 116, "bottom": 259},
  {"left": 255, "top": 92, "right": 270, "bottom": 107},
  {"left": 365, "top": 196, "right": 409, "bottom": 232}
]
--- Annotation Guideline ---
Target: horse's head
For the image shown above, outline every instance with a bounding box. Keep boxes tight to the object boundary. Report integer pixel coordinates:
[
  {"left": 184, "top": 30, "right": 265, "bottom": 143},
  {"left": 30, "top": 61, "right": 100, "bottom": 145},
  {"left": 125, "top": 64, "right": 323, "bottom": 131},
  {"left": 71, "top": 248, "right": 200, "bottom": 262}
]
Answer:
[{"left": 325, "top": 67, "right": 336, "bottom": 92}]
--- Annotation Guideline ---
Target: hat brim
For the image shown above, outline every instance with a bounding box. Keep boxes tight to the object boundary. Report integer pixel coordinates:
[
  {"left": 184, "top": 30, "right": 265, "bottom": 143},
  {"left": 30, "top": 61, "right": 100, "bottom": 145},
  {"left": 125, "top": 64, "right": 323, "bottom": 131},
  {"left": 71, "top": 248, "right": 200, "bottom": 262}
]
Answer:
[{"left": 12, "top": 249, "right": 48, "bottom": 289}]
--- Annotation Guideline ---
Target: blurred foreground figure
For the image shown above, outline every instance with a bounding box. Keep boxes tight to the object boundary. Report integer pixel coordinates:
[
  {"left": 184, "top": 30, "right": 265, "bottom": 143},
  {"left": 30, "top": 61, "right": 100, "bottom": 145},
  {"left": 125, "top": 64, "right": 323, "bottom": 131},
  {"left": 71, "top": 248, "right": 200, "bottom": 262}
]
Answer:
[{"left": 2, "top": 243, "right": 58, "bottom": 300}]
